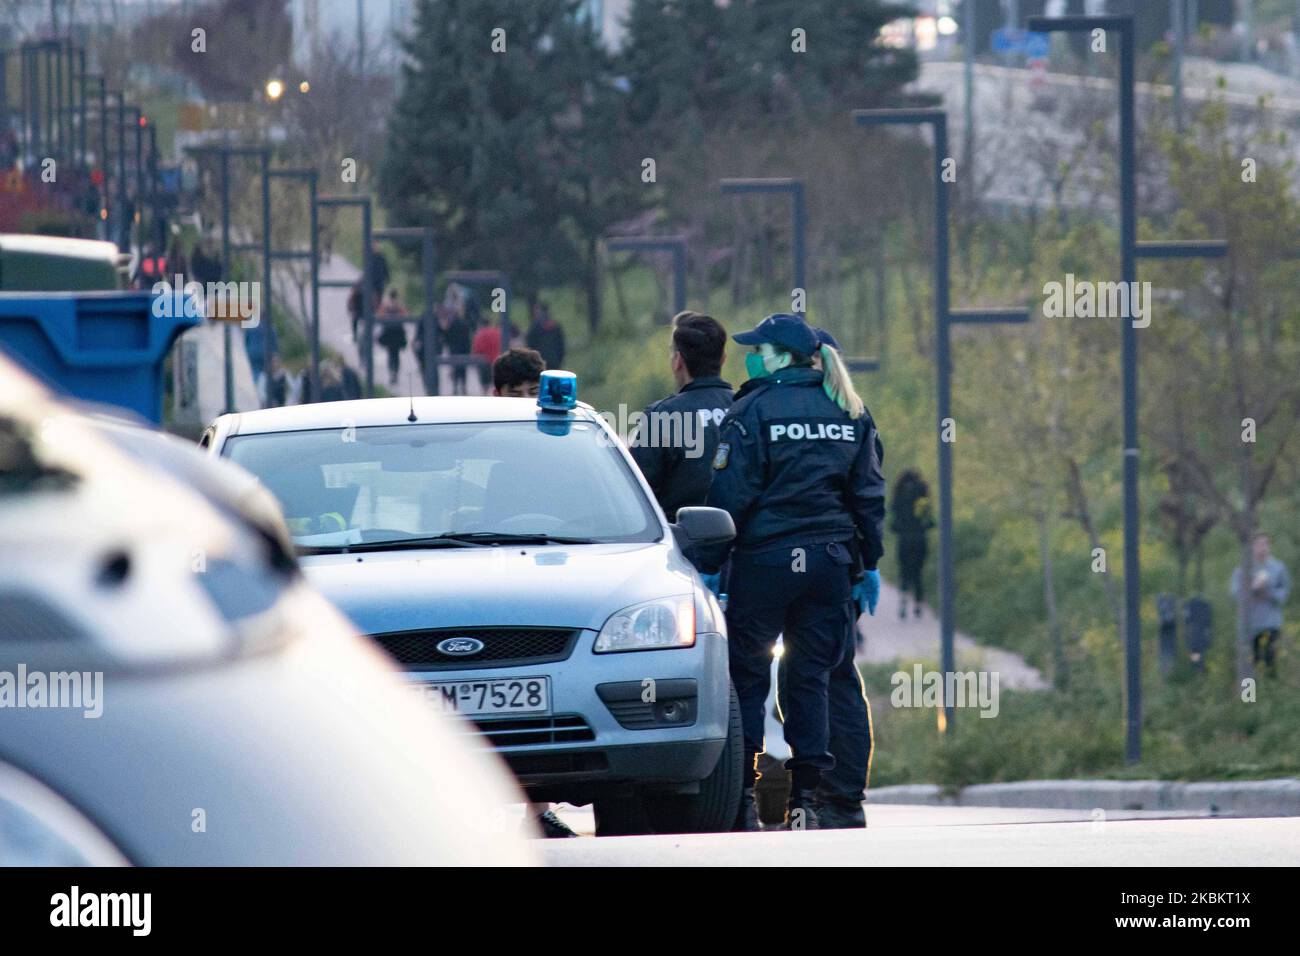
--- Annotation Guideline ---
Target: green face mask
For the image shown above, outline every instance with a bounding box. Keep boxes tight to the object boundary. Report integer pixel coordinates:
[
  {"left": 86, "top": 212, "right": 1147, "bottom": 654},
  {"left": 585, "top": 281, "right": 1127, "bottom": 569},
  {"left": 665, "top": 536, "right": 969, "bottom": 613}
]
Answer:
[{"left": 744, "top": 351, "right": 768, "bottom": 380}]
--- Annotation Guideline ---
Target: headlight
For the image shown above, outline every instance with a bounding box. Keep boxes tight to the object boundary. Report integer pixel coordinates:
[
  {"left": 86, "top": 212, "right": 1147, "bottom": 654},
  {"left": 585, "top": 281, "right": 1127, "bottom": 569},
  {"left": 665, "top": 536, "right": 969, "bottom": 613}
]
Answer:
[{"left": 594, "top": 596, "right": 695, "bottom": 653}]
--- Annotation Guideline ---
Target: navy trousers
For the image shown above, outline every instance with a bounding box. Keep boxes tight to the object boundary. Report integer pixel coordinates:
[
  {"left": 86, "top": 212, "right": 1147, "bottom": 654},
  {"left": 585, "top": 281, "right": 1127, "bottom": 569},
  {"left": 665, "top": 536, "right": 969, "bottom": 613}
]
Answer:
[{"left": 724, "top": 542, "right": 854, "bottom": 791}]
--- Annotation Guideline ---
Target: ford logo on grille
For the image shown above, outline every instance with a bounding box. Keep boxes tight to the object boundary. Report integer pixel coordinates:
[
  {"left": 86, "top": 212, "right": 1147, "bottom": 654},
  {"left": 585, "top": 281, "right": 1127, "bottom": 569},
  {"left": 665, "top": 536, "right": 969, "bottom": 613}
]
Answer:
[{"left": 436, "top": 637, "right": 485, "bottom": 656}]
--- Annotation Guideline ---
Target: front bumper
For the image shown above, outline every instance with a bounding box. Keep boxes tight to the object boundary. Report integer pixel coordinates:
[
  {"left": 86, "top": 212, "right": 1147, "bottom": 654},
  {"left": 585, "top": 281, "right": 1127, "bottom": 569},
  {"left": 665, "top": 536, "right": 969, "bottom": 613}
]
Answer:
[{"left": 403, "top": 629, "right": 730, "bottom": 802}]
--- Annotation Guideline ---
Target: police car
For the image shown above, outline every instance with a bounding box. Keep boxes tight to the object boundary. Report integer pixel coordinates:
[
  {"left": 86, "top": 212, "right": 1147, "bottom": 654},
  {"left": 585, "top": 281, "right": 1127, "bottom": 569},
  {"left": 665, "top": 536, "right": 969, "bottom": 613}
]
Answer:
[{"left": 203, "top": 372, "right": 743, "bottom": 835}]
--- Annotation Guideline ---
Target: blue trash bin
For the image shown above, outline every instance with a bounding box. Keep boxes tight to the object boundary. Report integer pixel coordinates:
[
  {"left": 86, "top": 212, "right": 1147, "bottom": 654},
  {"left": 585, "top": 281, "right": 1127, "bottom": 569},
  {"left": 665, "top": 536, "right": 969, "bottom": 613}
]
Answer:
[{"left": 0, "top": 291, "right": 200, "bottom": 424}]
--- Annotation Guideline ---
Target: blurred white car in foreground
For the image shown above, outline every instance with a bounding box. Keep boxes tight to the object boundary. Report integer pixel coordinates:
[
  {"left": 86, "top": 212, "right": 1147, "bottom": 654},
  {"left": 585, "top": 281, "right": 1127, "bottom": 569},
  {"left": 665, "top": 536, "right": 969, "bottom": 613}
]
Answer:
[{"left": 0, "top": 354, "right": 536, "bottom": 865}]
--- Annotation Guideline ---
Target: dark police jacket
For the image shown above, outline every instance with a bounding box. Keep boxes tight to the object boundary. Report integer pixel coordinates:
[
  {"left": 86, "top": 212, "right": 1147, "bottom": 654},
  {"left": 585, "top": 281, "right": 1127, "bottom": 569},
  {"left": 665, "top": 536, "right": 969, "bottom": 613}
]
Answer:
[
  {"left": 706, "top": 367, "right": 886, "bottom": 570},
  {"left": 630, "top": 375, "right": 733, "bottom": 521}
]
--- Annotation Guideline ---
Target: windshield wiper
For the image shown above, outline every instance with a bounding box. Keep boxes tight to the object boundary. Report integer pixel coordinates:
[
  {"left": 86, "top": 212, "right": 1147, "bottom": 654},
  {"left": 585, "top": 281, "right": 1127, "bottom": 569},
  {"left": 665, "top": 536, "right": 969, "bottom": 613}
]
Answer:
[
  {"left": 296, "top": 531, "right": 598, "bottom": 555},
  {"left": 297, "top": 535, "right": 492, "bottom": 555},
  {"left": 427, "top": 531, "right": 600, "bottom": 545}
]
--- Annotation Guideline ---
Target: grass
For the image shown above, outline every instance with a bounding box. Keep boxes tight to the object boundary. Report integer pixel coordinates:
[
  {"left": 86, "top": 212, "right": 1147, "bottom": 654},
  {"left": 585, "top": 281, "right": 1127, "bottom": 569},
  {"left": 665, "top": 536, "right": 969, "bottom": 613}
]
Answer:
[
  {"left": 373, "top": 252, "right": 1298, "bottom": 788},
  {"left": 862, "top": 650, "right": 1300, "bottom": 788}
]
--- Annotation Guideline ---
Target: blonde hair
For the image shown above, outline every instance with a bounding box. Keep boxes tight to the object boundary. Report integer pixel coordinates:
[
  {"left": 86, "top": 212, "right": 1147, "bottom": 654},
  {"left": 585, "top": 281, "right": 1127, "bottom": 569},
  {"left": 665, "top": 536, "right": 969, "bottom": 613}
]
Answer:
[{"left": 820, "top": 344, "right": 864, "bottom": 418}]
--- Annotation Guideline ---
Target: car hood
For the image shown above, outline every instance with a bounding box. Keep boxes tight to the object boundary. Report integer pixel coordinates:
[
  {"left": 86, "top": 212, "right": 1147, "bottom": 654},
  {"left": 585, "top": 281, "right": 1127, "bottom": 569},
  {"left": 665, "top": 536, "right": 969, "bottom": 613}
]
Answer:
[{"left": 301, "top": 541, "right": 697, "bottom": 635}]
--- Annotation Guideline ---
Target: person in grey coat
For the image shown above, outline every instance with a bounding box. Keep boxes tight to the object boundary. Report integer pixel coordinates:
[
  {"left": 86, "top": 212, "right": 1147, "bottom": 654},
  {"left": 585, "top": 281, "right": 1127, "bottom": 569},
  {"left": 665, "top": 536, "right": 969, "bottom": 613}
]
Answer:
[{"left": 1231, "top": 533, "right": 1291, "bottom": 677}]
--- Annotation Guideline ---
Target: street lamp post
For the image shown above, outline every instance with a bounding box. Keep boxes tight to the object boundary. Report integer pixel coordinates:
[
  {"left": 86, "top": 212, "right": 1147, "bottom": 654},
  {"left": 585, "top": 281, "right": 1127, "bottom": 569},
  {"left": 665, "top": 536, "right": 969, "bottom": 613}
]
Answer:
[
  {"left": 853, "top": 107, "right": 1033, "bottom": 732},
  {"left": 719, "top": 178, "right": 806, "bottom": 315},
  {"left": 1026, "top": 13, "right": 1228, "bottom": 764},
  {"left": 604, "top": 235, "right": 688, "bottom": 317}
]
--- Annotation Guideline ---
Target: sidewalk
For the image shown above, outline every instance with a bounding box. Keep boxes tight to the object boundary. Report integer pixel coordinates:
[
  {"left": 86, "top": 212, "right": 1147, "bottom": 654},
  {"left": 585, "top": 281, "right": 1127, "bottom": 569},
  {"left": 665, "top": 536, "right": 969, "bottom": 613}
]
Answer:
[
  {"left": 857, "top": 579, "right": 1048, "bottom": 690},
  {"left": 867, "top": 778, "right": 1300, "bottom": 818}
]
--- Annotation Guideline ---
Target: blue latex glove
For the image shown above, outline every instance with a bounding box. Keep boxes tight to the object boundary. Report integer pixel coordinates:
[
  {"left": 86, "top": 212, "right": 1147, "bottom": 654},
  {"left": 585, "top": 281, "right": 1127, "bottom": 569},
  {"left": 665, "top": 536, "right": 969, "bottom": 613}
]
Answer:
[
  {"left": 700, "top": 572, "right": 722, "bottom": 597},
  {"left": 853, "top": 569, "right": 881, "bottom": 617}
]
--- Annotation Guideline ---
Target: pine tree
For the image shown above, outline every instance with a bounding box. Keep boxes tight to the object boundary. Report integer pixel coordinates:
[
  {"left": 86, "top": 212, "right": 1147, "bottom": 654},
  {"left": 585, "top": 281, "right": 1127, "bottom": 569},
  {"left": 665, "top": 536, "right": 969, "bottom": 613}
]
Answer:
[{"left": 380, "top": 0, "right": 630, "bottom": 308}]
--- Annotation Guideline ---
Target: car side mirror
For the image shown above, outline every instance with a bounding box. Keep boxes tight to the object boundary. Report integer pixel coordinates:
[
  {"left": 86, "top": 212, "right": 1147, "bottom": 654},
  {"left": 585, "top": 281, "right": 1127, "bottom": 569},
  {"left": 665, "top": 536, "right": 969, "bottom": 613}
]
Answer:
[{"left": 671, "top": 506, "right": 735, "bottom": 550}]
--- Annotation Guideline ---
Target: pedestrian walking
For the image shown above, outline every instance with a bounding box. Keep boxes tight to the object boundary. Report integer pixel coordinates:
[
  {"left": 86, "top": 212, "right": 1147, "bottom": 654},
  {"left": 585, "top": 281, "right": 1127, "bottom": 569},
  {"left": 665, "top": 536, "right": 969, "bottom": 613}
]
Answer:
[{"left": 890, "top": 469, "right": 934, "bottom": 619}]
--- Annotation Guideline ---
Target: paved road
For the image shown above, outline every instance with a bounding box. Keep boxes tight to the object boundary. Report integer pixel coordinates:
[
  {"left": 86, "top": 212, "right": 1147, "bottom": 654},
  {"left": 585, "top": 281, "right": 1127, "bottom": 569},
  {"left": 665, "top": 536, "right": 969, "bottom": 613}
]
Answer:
[{"left": 533, "top": 805, "right": 1300, "bottom": 866}]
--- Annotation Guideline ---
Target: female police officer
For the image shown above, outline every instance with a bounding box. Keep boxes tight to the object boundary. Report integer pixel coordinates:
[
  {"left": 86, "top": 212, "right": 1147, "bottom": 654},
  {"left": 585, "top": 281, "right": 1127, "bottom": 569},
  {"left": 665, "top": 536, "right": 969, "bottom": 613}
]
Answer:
[{"left": 705, "top": 314, "right": 885, "bottom": 830}]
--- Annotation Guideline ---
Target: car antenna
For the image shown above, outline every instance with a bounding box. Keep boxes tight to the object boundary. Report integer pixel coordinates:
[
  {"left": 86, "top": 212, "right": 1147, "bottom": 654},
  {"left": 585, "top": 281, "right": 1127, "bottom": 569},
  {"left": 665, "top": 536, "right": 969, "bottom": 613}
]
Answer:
[{"left": 406, "top": 368, "right": 418, "bottom": 422}]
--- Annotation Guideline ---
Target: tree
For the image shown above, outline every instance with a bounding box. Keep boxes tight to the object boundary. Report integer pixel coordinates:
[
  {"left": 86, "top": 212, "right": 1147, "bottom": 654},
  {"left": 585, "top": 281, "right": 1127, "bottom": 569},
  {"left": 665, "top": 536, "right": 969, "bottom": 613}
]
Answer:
[
  {"left": 1145, "top": 102, "right": 1300, "bottom": 684},
  {"left": 380, "top": 0, "right": 635, "bottom": 318},
  {"left": 619, "top": 0, "right": 918, "bottom": 145}
]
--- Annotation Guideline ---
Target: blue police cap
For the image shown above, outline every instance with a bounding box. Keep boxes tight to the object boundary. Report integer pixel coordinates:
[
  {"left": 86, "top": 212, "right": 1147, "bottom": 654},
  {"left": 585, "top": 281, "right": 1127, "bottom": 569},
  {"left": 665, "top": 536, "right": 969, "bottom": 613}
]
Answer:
[
  {"left": 732, "top": 314, "right": 819, "bottom": 356},
  {"left": 813, "top": 327, "right": 840, "bottom": 350}
]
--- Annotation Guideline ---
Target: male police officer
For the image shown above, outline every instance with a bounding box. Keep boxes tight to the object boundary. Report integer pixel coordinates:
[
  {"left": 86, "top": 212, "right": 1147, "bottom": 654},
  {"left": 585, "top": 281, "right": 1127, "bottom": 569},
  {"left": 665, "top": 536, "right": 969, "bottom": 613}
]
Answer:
[
  {"left": 706, "top": 314, "right": 885, "bottom": 830},
  {"left": 630, "top": 311, "right": 732, "bottom": 521}
]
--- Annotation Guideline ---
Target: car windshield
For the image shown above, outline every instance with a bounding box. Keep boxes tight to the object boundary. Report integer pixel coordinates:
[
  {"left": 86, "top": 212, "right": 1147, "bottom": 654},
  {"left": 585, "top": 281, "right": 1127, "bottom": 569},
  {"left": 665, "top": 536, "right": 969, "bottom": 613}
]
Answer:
[{"left": 224, "top": 420, "right": 660, "bottom": 549}]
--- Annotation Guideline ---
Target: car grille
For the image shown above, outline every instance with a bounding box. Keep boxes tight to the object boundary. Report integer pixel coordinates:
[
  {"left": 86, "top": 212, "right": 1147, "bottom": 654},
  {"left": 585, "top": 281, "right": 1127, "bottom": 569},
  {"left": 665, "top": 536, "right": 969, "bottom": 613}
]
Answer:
[
  {"left": 369, "top": 627, "right": 579, "bottom": 670},
  {"left": 470, "top": 714, "right": 596, "bottom": 748}
]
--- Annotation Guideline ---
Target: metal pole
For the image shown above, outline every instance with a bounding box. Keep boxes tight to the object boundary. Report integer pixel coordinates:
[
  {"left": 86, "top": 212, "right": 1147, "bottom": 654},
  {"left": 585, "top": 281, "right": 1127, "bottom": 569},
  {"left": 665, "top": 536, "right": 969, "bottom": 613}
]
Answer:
[
  {"left": 497, "top": 275, "right": 512, "bottom": 382},
  {"left": 1173, "top": 0, "right": 1185, "bottom": 132},
  {"left": 54, "top": 43, "right": 63, "bottom": 160},
  {"left": 78, "top": 49, "right": 86, "bottom": 166},
  {"left": 261, "top": 151, "right": 273, "bottom": 377},
  {"left": 672, "top": 243, "right": 686, "bottom": 314},
  {"left": 357, "top": 0, "right": 366, "bottom": 82},
  {"left": 309, "top": 174, "right": 321, "bottom": 398},
  {"left": 792, "top": 180, "right": 806, "bottom": 307},
  {"left": 422, "top": 228, "right": 436, "bottom": 394},
  {"left": 1118, "top": 20, "right": 1142, "bottom": 766},
  {"left": 43, "top": 46, "right": 52, "bottom": 161},
  {"left": 116, "top": 96, "right": 127, "bottom": 248},
  {"left": 362, "top": 202, "right": 374, "bottom": 396},
  {"left": 964, "top": 0, "right": 976, "bottom": 193},
  {"left": 933, "top": 114, "right": 956, "bottom": 732},
  {"left": 98, "top": 78, "right": 107, "bottom": 219},
  {"left": 150, "top": 126, "right": 162, "bottom": 250},
  {"left": 221, "top": 151, "right": 234, "bottom": 414},
  {"left": 134, "top": 109, "right": 144, "bottom": 254}
]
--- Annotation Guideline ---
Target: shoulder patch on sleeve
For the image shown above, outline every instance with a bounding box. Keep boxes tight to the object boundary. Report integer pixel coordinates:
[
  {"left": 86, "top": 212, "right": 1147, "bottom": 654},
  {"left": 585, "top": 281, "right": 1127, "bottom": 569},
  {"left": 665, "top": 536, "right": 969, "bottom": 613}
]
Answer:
[{"left": 712, "top": 442, "right": 731, "bottom": 470}]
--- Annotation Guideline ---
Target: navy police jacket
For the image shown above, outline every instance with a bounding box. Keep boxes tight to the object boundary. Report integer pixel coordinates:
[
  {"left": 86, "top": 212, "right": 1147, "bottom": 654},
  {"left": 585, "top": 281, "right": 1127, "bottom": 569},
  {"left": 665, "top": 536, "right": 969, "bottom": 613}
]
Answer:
[
  {"left": 630, "top": 375, "right": 733, "bottom": 521},
  {"left": 705, "top": 367, "right": 886, "bottom": 570}
]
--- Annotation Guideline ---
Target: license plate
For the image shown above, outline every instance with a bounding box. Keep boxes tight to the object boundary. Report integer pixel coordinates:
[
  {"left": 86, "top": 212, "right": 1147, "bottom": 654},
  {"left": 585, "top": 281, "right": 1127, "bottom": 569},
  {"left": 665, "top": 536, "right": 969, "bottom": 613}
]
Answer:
[{"left": 418, "top": 677, "right": 550, "bottom": 717}]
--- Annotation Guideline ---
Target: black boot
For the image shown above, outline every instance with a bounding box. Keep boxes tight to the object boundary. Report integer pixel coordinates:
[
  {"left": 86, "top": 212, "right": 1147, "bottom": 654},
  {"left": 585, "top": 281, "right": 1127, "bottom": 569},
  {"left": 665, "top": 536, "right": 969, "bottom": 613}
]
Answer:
[
  {"left": 781, "top": 788, "right": 821, "bottom": 830},
  {"left": 733, "top": 787, "right": 761, "bottom": 832},
  {"left": 813, "top": 795, "right": 866, "bottom": 829}
]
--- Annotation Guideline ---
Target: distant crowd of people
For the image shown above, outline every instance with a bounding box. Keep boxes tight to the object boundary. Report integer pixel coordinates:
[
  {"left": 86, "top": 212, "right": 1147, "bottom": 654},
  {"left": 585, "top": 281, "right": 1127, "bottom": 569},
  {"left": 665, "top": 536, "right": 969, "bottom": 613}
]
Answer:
[
  {"left": 255, "top": 245, "right": 566, "bottom": 408},
  {"left": 346, "top": 249, "right": 566, "bottom": 395}
]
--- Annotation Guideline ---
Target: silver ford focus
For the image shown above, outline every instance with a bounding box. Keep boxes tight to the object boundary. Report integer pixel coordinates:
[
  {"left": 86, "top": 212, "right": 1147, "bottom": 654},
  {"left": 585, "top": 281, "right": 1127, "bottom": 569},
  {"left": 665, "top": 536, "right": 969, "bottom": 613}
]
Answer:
[{"left": 205, "top": 372, "right": 743, "bottom": 835}]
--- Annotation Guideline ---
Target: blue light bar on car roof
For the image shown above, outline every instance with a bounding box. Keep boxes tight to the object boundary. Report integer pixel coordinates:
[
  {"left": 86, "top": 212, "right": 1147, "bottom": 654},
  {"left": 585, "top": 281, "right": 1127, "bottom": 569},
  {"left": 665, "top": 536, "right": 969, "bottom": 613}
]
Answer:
[{"left": 538, "top": 370, "right": 578, "bottom": 411}]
